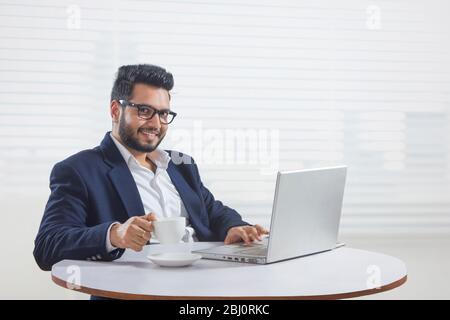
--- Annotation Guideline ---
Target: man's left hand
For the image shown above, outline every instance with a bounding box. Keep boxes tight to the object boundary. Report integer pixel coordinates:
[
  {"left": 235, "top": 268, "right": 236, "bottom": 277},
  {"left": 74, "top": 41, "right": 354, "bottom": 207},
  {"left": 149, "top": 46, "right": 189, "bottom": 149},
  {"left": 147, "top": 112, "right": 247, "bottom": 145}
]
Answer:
[{"left": 224, "top": 224, "right": 269, "bottom": 245}]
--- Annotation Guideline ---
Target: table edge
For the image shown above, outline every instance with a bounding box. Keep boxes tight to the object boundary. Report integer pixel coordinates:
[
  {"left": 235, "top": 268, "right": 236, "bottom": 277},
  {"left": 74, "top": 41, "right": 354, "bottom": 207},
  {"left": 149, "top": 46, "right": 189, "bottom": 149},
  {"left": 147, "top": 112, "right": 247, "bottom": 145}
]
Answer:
[{"left": 51, "top": 274, "right": 407, "bottom": 300}]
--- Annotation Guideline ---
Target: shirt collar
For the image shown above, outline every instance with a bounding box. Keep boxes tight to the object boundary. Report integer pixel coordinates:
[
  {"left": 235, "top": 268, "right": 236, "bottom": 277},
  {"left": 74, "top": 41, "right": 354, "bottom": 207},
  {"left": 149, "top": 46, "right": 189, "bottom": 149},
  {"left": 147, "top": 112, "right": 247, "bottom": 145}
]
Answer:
[{"left": 110, "top": 133, "right": 170, "bottom": 170}]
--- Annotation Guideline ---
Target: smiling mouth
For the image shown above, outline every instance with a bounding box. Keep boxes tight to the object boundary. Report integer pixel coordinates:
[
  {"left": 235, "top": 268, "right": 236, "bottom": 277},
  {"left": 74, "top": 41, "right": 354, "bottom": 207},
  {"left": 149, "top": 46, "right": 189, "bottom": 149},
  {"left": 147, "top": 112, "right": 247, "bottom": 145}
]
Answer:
[{"left": 139, "top": 128, "right": 160, "bottom": 138}]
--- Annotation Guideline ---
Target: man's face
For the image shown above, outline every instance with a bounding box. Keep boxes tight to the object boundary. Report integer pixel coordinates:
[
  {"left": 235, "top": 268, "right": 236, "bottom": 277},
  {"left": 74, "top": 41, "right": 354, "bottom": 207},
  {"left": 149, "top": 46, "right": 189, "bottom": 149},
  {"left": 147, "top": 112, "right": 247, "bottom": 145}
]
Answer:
[{"left": 115, "top": 83, "right": 171, "bottom": 153}]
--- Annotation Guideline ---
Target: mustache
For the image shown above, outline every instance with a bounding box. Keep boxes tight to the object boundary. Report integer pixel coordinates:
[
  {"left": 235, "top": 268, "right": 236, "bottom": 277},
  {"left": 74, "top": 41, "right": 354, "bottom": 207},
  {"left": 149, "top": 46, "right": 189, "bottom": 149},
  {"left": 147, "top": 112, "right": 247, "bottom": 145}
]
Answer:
[{"left": 139, "top": 127, "right": 161, "bottom": 135}]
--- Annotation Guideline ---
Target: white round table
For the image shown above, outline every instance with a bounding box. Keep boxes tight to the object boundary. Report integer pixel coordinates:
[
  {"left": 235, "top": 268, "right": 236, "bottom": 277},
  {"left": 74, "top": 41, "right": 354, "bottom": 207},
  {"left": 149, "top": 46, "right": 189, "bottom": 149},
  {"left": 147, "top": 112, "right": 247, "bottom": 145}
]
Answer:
[{"left": 51, "top": 242, "right": 407, "bottom": 299}]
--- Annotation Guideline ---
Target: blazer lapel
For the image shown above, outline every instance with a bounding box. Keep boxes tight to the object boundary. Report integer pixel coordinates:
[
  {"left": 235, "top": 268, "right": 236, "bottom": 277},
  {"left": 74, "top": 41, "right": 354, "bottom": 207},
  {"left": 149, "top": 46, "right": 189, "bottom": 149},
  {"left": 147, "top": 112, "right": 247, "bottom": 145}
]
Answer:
[
  {"left": 100, "top": 132, "right": 145, "bottom": 218},
  {"left": 108, "top": 166, "right": 145, "bottom": 218},
  {"left": 167, "top": 161, "right": 204, "bottom": 229}
]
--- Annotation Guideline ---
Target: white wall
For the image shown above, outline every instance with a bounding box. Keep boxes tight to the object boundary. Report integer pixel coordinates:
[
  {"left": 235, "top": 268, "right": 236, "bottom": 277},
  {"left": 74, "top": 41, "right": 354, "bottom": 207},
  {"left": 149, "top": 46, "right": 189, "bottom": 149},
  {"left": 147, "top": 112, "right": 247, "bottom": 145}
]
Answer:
[{"left": 0, "top": 0, "right": 449, "bottom": 299}]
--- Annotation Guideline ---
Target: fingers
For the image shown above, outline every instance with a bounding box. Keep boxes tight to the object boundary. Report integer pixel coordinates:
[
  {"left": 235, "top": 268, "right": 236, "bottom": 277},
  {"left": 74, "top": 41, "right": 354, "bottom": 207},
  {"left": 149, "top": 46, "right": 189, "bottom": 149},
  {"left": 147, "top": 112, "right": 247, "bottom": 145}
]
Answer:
[
  {"left": 225, "top": 226, "right": 265, "bottom": 245},
  {"left": 247, "top": 227, "right": 262, "bottom": 242},
  {"left": 132, "top": 226, "right": 151, "bottom": 249},
  {"left": 131, "top": 224, "right": 150, "bottom": 239},
  {"left": 129, "top": 240, "right": 143, "bottom": 252},
  {"left": 133, "top": 217, "right": 153, "bottom": 232},
  {"left": 144, "top": 212, "right": 157, "bottom": 222},
  {"left": 127, "top": 234, "right": 147, "bottom": 252},
  {"left": 126, "top": 239, "right": 145, "bottom": 251},
  {"left": 131, "top": 217, "right": 153, "bottom": 247},
  {"left": 254, "top": 224, "right": 269, "bottom": 236},
  {"left": 237, "top": 228, "right": 251, "bottom": 245},
  {"left": 224, "top": 234, "right": 232, "bottom": 245},
  {"left": 238, "top": 226, "right": 264, "bottom": 243},
  {"left": 112, "top": 215, "right": 156, "bottom": 251},
  {"left": 224, "top": 227, "right": 248, "bottom": 245},
  {"left": 122, "top": 222, "right": 151, "bottom": 252},
  {"left": 224, "top": 228, "right": 240, "bottom": 244}
]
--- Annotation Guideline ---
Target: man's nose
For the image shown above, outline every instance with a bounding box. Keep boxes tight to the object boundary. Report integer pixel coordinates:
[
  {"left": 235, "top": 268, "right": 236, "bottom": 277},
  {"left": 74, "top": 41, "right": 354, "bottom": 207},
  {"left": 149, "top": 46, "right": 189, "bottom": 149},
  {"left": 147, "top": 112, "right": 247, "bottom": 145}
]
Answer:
[{"left": 148, "top": 113, "right": 162, "bottom": 128}]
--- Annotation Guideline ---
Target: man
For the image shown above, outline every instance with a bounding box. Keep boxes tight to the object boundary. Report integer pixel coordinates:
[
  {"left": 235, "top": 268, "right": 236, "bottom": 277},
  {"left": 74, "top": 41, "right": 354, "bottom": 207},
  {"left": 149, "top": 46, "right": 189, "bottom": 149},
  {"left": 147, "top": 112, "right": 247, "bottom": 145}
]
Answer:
[{"left": 34, "top": 64, "right": 268, "bottom": 272}]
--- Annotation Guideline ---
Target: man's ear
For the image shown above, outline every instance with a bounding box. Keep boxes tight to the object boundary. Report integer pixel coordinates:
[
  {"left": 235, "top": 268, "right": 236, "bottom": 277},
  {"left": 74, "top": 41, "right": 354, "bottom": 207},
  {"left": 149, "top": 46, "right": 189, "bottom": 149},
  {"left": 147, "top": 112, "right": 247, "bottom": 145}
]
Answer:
[{"left": 110, "top": 100, "right": 121, "bottom": 123}]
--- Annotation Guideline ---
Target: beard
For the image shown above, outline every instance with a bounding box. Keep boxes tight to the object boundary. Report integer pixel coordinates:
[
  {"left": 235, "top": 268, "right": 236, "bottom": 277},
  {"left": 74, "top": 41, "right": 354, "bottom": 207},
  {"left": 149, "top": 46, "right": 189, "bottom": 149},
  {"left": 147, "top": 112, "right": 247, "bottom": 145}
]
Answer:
[{"left": 118, "top": 113, "right": 165, "bottom": 153}]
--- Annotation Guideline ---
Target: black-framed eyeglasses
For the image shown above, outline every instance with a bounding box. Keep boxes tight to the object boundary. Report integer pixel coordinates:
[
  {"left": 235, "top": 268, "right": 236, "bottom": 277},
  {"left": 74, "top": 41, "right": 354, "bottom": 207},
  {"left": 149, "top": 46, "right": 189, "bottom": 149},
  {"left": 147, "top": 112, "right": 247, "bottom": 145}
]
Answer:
[{"left": 118, "top": 99, "right": 177, "bottom": 124}]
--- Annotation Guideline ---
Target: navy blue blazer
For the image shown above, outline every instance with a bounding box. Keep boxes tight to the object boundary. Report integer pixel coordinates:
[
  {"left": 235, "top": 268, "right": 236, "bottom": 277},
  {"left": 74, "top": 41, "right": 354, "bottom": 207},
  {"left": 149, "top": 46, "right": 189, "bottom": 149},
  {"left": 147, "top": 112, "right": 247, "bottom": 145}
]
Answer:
[{"left": 34, "top": 132, "right": 249, "bottom": 271}]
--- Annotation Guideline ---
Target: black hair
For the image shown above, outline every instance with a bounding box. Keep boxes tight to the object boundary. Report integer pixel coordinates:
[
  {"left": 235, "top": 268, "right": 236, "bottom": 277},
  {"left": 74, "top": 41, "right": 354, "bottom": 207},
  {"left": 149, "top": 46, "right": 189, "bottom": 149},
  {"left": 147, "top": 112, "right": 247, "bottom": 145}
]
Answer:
[{"left": 110, "top": 64, "right": 174, "bottom": 102}]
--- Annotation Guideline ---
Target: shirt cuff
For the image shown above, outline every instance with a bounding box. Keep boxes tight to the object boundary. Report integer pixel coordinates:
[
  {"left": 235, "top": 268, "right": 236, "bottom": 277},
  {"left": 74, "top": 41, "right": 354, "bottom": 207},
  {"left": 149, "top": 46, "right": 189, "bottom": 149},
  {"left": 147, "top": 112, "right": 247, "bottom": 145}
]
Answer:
[{"left": 106, "top": 222, "right": 120, "bottom": 253}]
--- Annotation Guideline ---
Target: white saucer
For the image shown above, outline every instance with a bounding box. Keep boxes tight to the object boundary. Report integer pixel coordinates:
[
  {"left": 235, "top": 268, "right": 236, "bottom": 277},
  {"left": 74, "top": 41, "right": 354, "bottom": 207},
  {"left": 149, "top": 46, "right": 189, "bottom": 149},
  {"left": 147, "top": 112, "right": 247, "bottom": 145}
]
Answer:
[{"left": 147, "top": 252, "right": 202, "bottom": 267}]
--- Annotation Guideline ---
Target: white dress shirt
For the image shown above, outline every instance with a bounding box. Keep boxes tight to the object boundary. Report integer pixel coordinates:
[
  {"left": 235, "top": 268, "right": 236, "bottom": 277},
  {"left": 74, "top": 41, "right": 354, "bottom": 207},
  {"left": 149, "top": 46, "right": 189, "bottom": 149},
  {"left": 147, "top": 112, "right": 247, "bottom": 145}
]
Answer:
[{"left": 106, "top": 133, "right": 197, "bottom": 252}]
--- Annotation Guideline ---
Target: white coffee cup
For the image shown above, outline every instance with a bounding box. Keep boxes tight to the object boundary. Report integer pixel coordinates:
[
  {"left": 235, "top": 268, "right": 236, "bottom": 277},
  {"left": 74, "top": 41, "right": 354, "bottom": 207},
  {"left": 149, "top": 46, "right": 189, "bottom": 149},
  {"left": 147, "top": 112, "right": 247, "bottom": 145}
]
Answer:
[{"left": 152, "top": 217, "right": 186, "bottom": 244}]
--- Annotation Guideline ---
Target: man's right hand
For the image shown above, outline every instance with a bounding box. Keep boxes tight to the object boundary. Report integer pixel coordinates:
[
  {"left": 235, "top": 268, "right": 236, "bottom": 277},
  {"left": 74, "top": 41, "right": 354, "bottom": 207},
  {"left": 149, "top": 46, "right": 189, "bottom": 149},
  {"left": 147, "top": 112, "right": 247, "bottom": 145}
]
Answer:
[{"left": 110, "top": 213, "right": 157, "bottom": 252}]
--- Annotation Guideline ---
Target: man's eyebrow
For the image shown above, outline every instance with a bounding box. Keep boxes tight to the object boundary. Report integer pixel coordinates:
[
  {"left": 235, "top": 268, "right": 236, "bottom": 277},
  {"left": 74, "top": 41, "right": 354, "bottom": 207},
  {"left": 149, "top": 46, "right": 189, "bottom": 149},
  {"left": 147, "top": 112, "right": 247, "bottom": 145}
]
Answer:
[{"left": 133, "top": 102, "right": 171, "bottom": 111}]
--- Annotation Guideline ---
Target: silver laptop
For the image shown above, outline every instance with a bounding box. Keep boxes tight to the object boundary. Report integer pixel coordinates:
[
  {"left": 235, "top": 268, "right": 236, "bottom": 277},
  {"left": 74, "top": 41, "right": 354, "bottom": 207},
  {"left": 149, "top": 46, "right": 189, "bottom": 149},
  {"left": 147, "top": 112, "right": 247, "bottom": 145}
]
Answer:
[{"left": 193, "top": 166, "right": 347, "bottom": 264}]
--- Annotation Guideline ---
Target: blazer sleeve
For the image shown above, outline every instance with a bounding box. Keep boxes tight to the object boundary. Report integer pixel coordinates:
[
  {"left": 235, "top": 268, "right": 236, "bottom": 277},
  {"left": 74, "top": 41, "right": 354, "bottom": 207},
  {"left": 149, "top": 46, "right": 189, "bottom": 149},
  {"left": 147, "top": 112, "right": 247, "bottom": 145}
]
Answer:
[
  {"left": 192, "top": 160, "right": 251, "bottom": 241},
  {"left": 33, "top": 162, "right": 124, "bottom": 271}
]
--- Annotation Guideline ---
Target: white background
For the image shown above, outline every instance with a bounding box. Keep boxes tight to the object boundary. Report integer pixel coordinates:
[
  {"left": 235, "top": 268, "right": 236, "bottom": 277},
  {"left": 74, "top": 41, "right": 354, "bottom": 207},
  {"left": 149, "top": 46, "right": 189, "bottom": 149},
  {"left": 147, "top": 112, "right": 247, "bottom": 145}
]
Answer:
[{"left": 0, "top": 0, "right": 449, "bottom": 299}]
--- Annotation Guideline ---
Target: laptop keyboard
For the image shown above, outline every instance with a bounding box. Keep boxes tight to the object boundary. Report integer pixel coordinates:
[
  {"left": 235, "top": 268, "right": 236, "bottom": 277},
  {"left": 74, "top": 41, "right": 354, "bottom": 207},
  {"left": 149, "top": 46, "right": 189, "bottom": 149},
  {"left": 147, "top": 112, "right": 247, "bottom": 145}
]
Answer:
[
  {"left": 236, "top": 246, "right": 268, "bottom": 256},
  {"left": 196, "top": 239, "right": 269, "bottom": 257},
  {"left": 232, "top": 239, "right": 269, "bottom": 256}
]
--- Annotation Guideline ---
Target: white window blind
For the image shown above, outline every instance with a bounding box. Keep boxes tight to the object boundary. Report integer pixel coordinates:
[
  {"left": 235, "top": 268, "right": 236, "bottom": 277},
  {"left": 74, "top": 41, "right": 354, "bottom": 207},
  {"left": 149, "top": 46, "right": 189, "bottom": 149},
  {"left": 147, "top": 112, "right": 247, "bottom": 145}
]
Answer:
[{"left": 0, "top": 0, "right": 449, "bottom": 235}]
